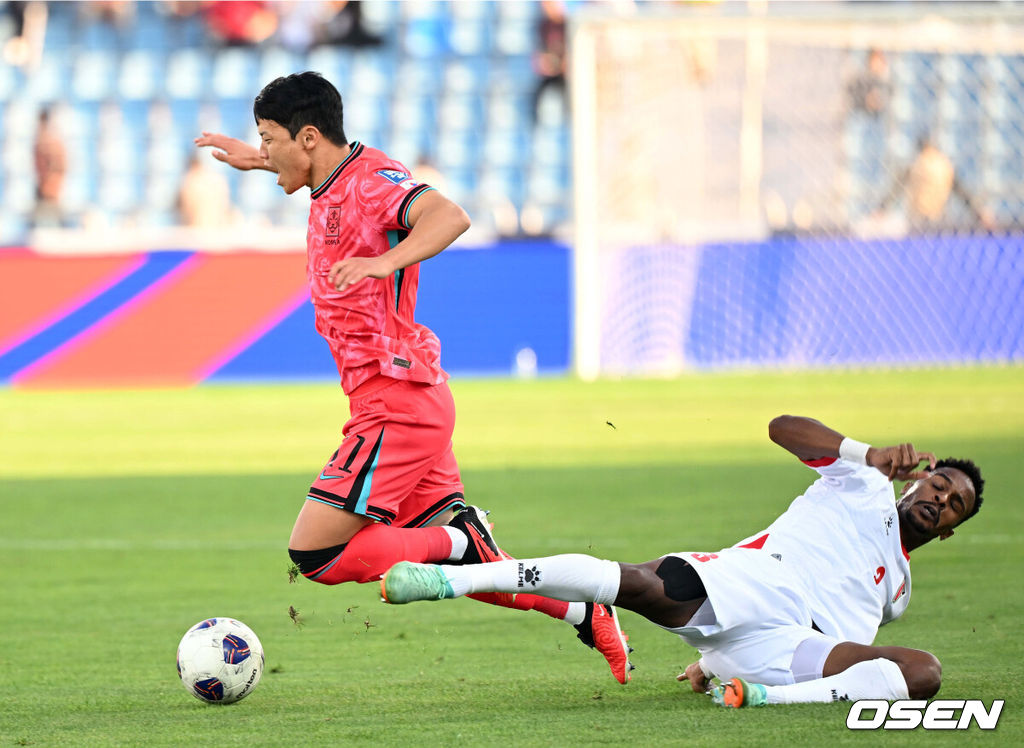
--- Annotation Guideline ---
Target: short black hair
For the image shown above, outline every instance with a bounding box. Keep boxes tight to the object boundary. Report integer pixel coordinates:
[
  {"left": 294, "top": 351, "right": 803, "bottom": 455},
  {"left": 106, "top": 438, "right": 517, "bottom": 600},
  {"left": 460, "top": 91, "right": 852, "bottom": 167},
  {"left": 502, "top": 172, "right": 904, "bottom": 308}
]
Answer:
[
  {"left": 253, "top": 72, "right": 347, "bottom": 146},
  {"left": 935, "top": 457, "right": 984, "bottom": 524}
]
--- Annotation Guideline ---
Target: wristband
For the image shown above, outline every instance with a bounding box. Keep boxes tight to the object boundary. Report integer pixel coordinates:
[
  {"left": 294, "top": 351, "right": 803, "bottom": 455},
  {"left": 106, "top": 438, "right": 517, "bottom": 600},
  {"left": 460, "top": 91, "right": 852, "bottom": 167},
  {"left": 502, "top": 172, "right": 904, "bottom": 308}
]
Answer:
[{"left": 839, "top": 437, "right": 871, "bottom": 465}]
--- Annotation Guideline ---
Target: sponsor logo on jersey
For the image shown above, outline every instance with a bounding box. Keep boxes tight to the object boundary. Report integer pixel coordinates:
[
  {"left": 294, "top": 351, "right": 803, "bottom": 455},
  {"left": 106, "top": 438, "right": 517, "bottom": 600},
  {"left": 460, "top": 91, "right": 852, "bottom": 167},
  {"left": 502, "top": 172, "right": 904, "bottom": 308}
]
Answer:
[
  {"left": 847, "top": 699, "right": 1003, "bottom": 730},
  {"left": 874, "top": 566, "right": 886, "bottom": 584},
  {"left": 375, "top": 169, "right": 420, "bottom": 190}
]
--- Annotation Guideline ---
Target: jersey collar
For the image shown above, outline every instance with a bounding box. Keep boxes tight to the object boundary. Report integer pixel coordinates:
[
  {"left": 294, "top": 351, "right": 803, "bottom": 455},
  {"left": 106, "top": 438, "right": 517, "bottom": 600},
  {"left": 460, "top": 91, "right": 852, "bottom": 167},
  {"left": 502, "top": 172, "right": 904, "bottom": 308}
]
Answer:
[{"left": 311, "top": 142, "right": 363, "bottom": 200}]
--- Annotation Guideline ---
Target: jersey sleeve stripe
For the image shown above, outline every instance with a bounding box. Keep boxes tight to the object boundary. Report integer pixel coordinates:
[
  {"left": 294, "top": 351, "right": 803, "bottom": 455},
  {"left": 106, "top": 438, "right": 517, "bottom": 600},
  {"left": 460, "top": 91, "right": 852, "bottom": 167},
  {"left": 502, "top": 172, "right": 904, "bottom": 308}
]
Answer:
[
  {"left": 802, "top": 456, "right": 838, "bottom": 467},
  {"left": 397, "top": 184, "right": 435, "bottom": 230}
]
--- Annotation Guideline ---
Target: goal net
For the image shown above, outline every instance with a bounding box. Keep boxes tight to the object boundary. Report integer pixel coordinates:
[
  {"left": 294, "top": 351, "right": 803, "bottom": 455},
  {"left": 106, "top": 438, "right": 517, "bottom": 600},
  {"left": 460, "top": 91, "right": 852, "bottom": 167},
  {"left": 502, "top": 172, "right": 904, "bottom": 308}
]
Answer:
[{"left": 571, "top": 6, "right": 1024, "bottom": 379}]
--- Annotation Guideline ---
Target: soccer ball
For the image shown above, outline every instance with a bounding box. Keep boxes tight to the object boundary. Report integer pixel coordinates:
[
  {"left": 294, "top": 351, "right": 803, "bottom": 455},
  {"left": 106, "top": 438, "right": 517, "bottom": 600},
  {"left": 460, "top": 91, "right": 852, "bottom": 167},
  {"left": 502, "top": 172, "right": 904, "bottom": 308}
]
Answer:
[{"left": 176, "top": 617, "right": 265, "bottom": 704}]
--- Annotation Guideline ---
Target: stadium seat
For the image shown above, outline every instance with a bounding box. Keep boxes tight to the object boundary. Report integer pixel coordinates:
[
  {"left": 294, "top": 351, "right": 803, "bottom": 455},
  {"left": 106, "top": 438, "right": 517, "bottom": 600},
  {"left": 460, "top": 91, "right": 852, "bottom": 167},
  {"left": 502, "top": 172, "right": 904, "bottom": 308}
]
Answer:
[
  {"left": 212, "top": 47, "right": 260, "bottom": 100},
  {"left": 71, "top": 49, "right": 117, "bottom": 101},
  {"left": 165, "top": 48, "right": 209, "bottom": 100}
]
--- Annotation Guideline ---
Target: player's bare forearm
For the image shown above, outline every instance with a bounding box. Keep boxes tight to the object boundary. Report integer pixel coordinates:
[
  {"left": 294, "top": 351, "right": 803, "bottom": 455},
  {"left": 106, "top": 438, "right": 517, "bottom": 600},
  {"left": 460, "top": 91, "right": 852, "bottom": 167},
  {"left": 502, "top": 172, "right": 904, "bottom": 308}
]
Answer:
[
  {"left": 328, "top": 192, "right": 470, "bottom": 290},
  {"left": 768, "top": 415, "right": 844, "bottom": 461},
  {"left": 194, "top": 132, "right": 275, "bottom": 172},
  {"left": 396, "top": 190, "right": 471, "bottom": 266},
  {"left": 770, "top": 415, "right": 935, "bottom": 481}
]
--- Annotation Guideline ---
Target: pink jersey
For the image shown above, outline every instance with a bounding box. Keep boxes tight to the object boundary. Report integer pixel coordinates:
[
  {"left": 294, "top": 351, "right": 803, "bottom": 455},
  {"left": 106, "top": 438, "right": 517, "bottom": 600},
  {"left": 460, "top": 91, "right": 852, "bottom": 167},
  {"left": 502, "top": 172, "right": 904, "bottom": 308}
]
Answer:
[{"left": 306, "top": 142, "right": 446, "bottom": 394}]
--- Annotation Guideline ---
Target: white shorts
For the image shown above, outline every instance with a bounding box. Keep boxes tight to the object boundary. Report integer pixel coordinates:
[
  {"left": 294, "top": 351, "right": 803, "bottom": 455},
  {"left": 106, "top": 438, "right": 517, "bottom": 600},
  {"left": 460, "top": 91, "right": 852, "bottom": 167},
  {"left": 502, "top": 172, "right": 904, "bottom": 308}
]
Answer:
[{"left": 660, "top": 548, "right": 839, "bottom": 686}]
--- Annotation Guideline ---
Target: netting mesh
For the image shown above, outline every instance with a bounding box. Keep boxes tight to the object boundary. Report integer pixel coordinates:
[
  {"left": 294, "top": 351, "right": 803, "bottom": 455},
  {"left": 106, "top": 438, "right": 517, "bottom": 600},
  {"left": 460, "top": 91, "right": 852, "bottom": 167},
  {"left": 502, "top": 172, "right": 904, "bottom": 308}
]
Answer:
[{"left": 573, "top": 10, "right": 1024, "bottom": 377}]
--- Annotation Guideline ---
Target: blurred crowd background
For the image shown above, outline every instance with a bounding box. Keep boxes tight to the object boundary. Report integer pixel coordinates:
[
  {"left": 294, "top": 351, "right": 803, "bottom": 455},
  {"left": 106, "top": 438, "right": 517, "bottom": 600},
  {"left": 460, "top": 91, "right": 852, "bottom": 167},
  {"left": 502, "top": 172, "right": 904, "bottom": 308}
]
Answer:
[
  {"left": 4, "top": 0, "right": 1023, "bottom": 250},
  {"left": 2, "top": 0, "right": 575, "bottom": 244}
]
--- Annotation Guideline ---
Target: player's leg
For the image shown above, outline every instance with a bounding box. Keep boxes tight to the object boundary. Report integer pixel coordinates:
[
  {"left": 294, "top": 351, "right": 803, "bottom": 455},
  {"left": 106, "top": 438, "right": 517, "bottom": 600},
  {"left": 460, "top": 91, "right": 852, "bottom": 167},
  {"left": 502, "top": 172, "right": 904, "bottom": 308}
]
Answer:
[
  {"left": 396, "top": 446, "right": 635, "bottom": 683},
  {"left": 382, "top": 554, "right": 706, "bottom": 627},
  {"left": 711, "top": 638, "right": 935, "bottom": 707},
  {"left": 288, "top": 381, "right": 469, "bottom": 584}
]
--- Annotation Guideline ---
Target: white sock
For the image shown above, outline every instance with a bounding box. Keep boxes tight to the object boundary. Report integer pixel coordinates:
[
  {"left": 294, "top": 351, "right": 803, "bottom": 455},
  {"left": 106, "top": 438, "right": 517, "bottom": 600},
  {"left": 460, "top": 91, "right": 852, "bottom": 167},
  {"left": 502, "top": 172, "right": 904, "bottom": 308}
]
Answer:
[
  {"left": 443, "top": 526, "right": 467, "bottom": 561},
  {"left": 563, "top": 602, "right": 586, "bottom": 626},
  {"left": 763, "top": 658, "right": 910, "bottom": 704},
  {"left": 439, "top": 554, "right": 621, "bottom": 604}
]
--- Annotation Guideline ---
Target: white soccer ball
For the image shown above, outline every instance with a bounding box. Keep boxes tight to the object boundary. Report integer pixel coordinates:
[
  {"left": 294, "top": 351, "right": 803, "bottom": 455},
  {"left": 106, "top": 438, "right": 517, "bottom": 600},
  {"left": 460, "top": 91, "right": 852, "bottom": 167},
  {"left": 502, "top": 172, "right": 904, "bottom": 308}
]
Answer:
[{"left": 176, "top": 617, "right": 265, "bottom": 704}]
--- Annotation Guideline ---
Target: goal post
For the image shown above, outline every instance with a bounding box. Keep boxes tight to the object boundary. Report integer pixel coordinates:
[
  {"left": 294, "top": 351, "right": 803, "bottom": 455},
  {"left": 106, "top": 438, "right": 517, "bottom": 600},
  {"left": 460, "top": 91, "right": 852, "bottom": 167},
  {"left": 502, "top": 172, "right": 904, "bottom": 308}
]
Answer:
[{"left": 570, "top": 6, "right": 1024, "bottom": 379}]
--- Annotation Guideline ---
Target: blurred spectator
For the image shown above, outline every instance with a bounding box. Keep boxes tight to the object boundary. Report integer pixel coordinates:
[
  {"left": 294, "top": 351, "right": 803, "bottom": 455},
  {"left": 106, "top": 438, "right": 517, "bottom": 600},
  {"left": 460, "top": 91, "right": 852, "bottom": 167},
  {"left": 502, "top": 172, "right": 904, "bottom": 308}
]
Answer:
[
  {"left": 203, "top": 0, "right": 278, "bottom": 45},
  {"left": 275, "top": 0, "right": 325, "bottom": 52},
  {"left": 532, "top": 0, "right": 567, "bottom": 122},
  {"left": 177, "top": 154, "right": 235, "bottom": 228},
  {"left": 411, "top": 156, "right": 448, "bottom": 195},
  {"left": 80, "top": 1, "right": 136, "bottom": 28},
  {"left": 847, "top": 48, "right": 891, "bottom": 117},
  {"left": 876, "top": 135, "right": 994, "bottom": 234},
  {"left": 32, "top": 107, "right": 67, "bottom": 228},
  {"left": 320, "top": 1, "right": 382, "bottom": 48},
  {"left": 2, "top": 0, "right": 46, "bottom": 69}
]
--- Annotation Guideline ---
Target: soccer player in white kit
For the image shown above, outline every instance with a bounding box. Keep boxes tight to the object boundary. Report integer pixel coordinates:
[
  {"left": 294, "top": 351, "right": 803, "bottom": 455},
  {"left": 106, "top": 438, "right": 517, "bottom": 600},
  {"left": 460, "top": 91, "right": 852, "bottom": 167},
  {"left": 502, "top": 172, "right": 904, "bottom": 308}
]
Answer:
[{"left": 380, "top": 414, "right": 985, "bottom": 707}]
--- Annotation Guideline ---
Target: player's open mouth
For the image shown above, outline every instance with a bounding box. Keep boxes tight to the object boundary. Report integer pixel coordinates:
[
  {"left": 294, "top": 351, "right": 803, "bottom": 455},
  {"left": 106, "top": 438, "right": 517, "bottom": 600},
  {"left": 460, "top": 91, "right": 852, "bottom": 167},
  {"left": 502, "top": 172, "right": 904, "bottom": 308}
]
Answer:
[{"left": 918, "top": 502, "right": 938, "bottom": 524}]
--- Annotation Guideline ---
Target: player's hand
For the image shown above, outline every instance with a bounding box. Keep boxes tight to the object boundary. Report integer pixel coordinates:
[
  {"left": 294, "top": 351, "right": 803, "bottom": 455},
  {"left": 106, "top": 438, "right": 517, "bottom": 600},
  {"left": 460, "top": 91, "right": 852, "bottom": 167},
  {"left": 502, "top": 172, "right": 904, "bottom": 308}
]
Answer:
[
  {"left": 194, "top": 131, "right": 265, "bottom": 171},
  {"left": 868, "top": 443, "right": 936, "bottom": 482},
  {"left": 328, "top": 256, "right": 395, "bottom": 291},
  {"left": 677, "top": 661, "right": 711, "bottom": 693}
]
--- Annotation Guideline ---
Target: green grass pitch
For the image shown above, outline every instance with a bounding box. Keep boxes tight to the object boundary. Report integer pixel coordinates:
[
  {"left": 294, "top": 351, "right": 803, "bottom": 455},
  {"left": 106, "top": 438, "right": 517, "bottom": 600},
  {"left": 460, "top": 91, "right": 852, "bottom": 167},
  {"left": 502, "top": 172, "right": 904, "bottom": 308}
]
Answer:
[{"left": 1, "top": 366, "right": 1022, "bottom": 745}]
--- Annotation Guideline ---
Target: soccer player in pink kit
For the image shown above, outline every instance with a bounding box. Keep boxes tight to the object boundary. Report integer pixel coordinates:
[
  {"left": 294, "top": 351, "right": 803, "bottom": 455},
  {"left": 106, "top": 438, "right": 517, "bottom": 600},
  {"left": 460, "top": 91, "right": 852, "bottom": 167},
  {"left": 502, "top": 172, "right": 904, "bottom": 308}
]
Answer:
[
  {"left": 382, "top": 414, "right": 985, "bottom": 706},
  {"left": 195, "top": 72, "right": 632, "bottom": 683}
]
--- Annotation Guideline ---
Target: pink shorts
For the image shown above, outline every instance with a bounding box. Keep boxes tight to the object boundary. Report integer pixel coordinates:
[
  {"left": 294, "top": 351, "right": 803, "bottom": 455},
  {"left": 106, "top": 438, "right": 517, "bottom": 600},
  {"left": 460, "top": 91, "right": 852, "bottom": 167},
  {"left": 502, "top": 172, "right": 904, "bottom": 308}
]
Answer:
[{"left": 306, "top": 377, "right": 465, "bottom": 527}]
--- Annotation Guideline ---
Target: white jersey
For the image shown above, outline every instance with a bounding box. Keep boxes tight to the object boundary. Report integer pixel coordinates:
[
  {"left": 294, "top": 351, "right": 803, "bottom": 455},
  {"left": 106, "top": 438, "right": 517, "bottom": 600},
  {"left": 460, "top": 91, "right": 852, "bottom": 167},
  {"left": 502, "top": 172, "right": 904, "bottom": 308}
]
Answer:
[{"left": 732, "top": 457, "right": 911, "bottom": 645}]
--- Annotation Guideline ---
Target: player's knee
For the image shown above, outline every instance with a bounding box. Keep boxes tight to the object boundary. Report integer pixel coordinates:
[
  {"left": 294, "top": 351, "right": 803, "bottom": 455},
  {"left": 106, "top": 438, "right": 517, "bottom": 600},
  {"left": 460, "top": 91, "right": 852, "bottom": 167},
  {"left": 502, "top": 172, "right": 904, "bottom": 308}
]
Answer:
[
  {"left": 903, "top": 651, "right": 942, "bottom": 699},
  {"left": 288, "top": 544, "right": 348, "bottom": 585},
  {"left": 654, "top": 556, "right": 707, "bottom": 602}
]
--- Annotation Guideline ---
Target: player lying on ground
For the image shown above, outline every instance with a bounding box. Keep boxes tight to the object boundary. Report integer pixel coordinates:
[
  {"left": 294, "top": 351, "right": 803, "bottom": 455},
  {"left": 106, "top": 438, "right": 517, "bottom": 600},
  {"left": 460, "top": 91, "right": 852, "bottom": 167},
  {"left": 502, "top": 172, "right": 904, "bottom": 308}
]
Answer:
[
  {"left": 381, "top": 414, "right": 985, "bottom": 706},
  {"left": 194, "top": 72, "right": 630, "bottom": 682}
]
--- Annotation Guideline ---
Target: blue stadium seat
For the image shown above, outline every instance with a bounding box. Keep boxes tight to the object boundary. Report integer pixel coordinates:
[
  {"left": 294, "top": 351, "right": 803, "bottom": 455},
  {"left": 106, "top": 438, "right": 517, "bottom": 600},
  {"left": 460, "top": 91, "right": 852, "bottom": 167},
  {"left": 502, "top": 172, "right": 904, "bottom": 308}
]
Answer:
[
  {"left": 165, "top": 48, "right": 210, "bottom": 100},
  {"left": 402, "top": 3, "right": 451, "bottom": 59},
  {"left": 437, "top": 93, "right": 485, "bottom": 132},
  {"left": 212, "top": 47, "right": 261, "bottom": 100},
  {"left": 129, "top": 2, "right": 170, "bottom": 52},
  {"left": 41, "top": 1, "right": 75, "bottom": 49},
  {"left": 218, "top": 98, "right": 257, "bottom": 141},
  {"left": 483, "top": 129, "right": 525, "bottom": 169},
  {"left": 258, "top": 47, "right": 304, "bottom": 88},
  {"left": 449, "top": 19, "right": 492, "bottom": 57},
  {"left": 306, "top": 46, "right": 352, "bottom": 86},
  {"left": 118, "top": 48, "right": 160, "bottom": 100},
  {"left": 71, "top": 50, "right": 117, "bottom": 101},
  {"left": 30, "top": 54, "right": 71, "bottom": 102}
]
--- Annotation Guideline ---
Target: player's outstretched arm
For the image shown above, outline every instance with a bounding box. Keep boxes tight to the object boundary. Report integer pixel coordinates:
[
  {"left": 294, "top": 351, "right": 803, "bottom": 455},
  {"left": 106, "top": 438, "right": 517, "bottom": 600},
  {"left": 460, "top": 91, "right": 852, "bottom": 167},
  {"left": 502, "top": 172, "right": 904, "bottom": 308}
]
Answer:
[
  {"left": 768, "top": 415, "right": 845, "bottom": 461},
  {"left": 329, "top": 190, "right": 470, "bottom": 290},
  {"left": 194, "top": 131, "right": 273, "bottom": 172},
  {"left": 769, "top": 415, "right": 935, "bottom": 481}
]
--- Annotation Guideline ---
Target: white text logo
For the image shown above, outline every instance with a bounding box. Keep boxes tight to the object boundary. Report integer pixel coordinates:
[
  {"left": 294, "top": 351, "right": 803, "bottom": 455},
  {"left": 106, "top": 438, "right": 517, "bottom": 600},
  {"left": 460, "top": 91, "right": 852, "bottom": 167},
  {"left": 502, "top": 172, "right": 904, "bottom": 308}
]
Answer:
[{"left": 847, "top": 700, "right": 1004, "bottom": 730}]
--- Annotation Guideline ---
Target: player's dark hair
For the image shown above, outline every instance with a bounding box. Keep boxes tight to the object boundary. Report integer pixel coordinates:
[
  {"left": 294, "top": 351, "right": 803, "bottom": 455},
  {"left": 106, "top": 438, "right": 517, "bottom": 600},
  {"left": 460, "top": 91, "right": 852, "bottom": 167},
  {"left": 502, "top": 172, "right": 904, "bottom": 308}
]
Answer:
[
  {"left": 935, "top": 457, "right": 984, "bottom": 524},
  {"left": 253, "top": 72, "right": 347, "bottom": 146}
]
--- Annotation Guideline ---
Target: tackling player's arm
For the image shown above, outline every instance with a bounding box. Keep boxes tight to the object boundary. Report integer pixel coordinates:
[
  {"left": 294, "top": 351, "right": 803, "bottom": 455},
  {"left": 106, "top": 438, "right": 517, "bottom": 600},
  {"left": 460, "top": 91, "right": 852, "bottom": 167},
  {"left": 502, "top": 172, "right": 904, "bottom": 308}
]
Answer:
[
  {"left": 768, "top": 415, "right": 936, "bottom": 481},
  {"left": 194, "top": 131, "right": 274, "bottom": 172},
  {"left": 328, "top": 189, "right": 470, "bottom": 290}
]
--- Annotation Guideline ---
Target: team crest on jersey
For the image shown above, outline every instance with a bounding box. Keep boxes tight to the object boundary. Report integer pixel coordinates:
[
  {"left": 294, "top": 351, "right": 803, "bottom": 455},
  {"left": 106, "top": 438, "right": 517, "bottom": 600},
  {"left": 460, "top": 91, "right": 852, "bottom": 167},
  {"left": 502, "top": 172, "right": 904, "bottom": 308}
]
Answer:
[
  {"left": 326, "top": 206, "right": 342, "bottom": 237},
  {"left": 892, "top": 578, "right": 907, "bottom": 603},
  {"left": 375, "top": 169, "right": 420, "bottom": 190}
]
